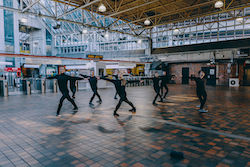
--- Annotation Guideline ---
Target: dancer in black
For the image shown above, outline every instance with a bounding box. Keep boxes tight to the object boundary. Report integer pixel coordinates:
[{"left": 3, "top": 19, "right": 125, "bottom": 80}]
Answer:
[
  {"left": 80, "top": 71, "right": 102, "bottom": 106},
  {"left": 145, "top": 72, "right": 163, "bottom": 105},
  {"left": 113, "top": 74, "right": 119, "bottom": 99},
  {"left": 69, "top": 74, "right": 78, "bottom": 99},
  {"left": 190, "top": 70, "right": 208, "bottom": 113},
  {"left": 101, "top": 75, "right": 140, "bottom": 117},
  {"left": 160, "top": 71, "right": 170, "bottom": 100},
  {"left": 47, "top": 71, "right": 83, "bottom": 116}
]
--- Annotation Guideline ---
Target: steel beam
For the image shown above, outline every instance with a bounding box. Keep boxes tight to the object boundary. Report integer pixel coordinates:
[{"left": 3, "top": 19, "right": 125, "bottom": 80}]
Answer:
[
  {"left": 112, "top": 0, "right": 219, "bottom": 28},
  {"left": 57, "top": 0, "right": 100, "bottom": 19},
  {"left": 0, "top": 5, "right": 147, "bottom": 38},
  {"left": 53, "top": 0, "right": 141, "bottom": 27},
  {"left": 22, "top": 0, "right": 40, "bottom": 12},
  {"left": 86, "top": 0, "right": 159, "bottom": 25},
  {"left": 142, "top": 5, "right": 250, "bottom": 32}
]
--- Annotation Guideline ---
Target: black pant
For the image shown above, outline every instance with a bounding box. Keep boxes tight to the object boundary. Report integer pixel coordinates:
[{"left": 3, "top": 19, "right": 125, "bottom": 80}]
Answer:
[
  {"left": 197, "top": 91, "right": 207, "bottom": 109},
  {"left": 153, "top": 87, "right": 163, "bottom": 104},
  {"left": 114, "top": 92, "right": 118, "bottom": 99},
  {"left": 90, "top": 89, "right": 101, "bottom": 103},
  {"left": 70, "top": 87, "right": 76, "bottom": 97},
  {"left": 114, "top": 96, "right": 135, "bottom": 114},
  {"left": 57, "top": 92, "right": 77, "bottom": 115},
  {"left": 160, "top": 84, "right": 169, "bottom": 98}
]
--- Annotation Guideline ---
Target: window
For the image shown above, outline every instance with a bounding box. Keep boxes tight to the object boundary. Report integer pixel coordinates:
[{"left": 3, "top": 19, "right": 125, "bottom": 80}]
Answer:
[{"left": 3, "top": 0, "right": 14, "bottom": 48}]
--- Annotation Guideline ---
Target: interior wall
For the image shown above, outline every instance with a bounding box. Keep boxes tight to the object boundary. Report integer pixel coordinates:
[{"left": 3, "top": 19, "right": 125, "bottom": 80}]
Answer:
[
  {"left": 157, "top": 48, "right": 249, "bottom": 86},
  {"left": 169, "top": 62, "right": 245, "bottom": 86}
]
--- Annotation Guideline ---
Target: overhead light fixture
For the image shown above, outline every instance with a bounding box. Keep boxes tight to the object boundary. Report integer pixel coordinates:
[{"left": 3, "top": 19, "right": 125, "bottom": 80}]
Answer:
[
  {"left": 82, "top": 28, "right": 88, "bottom": 34},
  {"left": 215, "top": 1, "right": 223, "bottom": 8},
  {"left": 20, "top": 18, "right": 27, "bottom": 23},
  {"left": 236, "top": 17, "right": 243, "bottom": 23},
  {"left": 144, "top": 19, "right": 151, "bottom": 26},
  {"left": 104, "top": 32, "right": 109, "bottom": 39},
  {"left": 173, "top": 29, "right": 179, "bottom": 35},
  {"left": 98, "top": 3, "right": 106, "bottom": 12},
  {"left": 137, "top": 39, "right": 142, "bottom": 44}
]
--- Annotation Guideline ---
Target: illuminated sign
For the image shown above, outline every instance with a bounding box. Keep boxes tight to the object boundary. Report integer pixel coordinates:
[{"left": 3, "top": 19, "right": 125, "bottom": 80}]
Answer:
[
  {"left": 4, "top": 67, "right": 21, "bottom": 72},
  {"left": 86, "top": 55, "right": 103, "bottom": 60}
]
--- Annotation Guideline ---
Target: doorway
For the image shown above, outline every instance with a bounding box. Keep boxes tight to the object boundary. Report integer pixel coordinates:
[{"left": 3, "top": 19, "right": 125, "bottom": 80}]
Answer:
[
  {"left": 243, "top": 65, "right": 250, "bottom": 85},
  {"left": 201, "top": 67, "right": 216, "bottom": 86},
  {"left": 182, "top": 67, "right": 189, "bottom": 84}
]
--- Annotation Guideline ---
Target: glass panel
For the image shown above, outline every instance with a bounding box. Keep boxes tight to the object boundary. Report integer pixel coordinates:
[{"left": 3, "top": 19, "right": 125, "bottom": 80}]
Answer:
[{"left": 3, "top": 0, "right": 14, "bottom": 49}]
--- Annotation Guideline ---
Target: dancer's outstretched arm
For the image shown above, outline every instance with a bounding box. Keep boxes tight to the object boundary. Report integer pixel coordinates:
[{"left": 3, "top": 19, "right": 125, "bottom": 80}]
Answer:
[
  {"left": 47, "top": 75, "right": 57, "bottom": 79},
  {"left": 70, "top": 76, "right": 84, "bottom": 80},
  {"left": 101, "top": 76, "right": 116, "bottom": 84},
  {"left": 189, "top": 75, "right": 198, "bottom": 81},
  {"left": 80, "top": 74, "right": 90, "bottom": 78}
]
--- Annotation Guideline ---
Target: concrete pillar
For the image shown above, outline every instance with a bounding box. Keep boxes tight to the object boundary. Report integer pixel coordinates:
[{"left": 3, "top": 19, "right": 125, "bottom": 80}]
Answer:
[
  {"left": 13, "top": 0, "right": 20, "bottom": 54},
  {"left": 51, "top": 36, "right": 57, "bottom": 56},
  {"left": 30, "top": 28, "right": 46, "bottom": 55},
  {"left": 145, "top": 37, "right": 152, "bottom": 58}
]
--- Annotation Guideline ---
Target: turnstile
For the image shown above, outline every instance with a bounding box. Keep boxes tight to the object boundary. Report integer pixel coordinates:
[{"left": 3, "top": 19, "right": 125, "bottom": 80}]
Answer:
[
  {"left": 22, "top": 80, "right": 31, "bottom": 95},
  {"left": 41, "top": 79, "right": 46, "bottom": 93},
  {"left": 0, "top": 80, "right": 8, "bottom": 97},
  {"left": 53, "top": 80, "right": 58, "bottom": 93}
]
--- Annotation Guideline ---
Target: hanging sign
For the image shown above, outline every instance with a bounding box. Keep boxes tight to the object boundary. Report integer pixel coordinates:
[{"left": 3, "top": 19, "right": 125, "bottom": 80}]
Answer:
[{"left": 86, "top": 55, "right": 103, "bottom": 60}]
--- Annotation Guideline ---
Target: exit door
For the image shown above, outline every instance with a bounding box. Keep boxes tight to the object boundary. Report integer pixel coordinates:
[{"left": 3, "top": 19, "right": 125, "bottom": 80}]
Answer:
[
  {"left": 201, "top": 67, "right": 216, "bottom": 86},
  {"left": 243, "top": 66, "right": 250, "bottom": 85},
  {"left": 182, "top": 67, "right": 189, "bottom": 84}
]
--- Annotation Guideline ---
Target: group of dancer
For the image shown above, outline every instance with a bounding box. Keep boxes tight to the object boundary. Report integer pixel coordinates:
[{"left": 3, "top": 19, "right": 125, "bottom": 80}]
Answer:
[{"left": 47, "top": 68, "right": 208, "bottom": 117}]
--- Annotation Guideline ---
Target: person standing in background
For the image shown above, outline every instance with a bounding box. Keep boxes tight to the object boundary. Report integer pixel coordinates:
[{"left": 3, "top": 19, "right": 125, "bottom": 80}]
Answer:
[
  {"left": 69, "top": 73, "right": 77, "bottom": 99},
  {"left": 47, "top": 69, "right": 83, "bottom": 116},
  {"left": 80, "top": 71, "right": 102, "bottom": 107},
  {"left": 190, "top": 70, "right": 208, "bottom": 113}
]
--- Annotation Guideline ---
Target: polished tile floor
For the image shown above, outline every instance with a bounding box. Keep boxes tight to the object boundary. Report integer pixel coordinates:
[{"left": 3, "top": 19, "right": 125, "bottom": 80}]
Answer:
[{"left": 0, "top": 85, "right": 249, "bottom": 167}]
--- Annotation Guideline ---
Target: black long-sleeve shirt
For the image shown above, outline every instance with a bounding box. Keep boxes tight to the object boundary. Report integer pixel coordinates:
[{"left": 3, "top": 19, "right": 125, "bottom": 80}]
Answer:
[
  {"left": 80, "top": 75, "right": 98, "bottom": 91},
  {"left": 47, "top": 73, "right": 82, "bottom": 93},
  {"left": 160, "top": 75, "right": 172, "bottom": 87},
  {"left": 101, "top": 77, "right": 139, "bottom": 98},
  {"left": 144, "top": 77, "right": 163, "bottom": 89},
  {"left": 190, "top": 76, "right": 206, "bottom": 93},
  {"left": 70, "top": 76, "right": 83, "bottom": 90},
  {"left": 112, "top": 75, "right": 119, "bottom": 80}
]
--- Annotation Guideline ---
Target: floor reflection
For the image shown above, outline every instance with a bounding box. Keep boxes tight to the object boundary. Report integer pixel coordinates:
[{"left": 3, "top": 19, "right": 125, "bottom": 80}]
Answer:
[{"left": 0, "top": 85, "right": 249, "bottom": 166}]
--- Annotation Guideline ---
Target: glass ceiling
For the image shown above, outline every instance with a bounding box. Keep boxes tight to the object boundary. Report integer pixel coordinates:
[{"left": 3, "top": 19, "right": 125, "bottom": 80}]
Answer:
[{"left": 23, "top": 0, "right": 127, "bottom": 35}]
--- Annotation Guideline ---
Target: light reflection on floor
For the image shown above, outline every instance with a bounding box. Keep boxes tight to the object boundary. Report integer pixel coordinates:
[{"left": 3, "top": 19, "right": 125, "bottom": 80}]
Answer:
[{"left": 0, "top": 85, "right": 249, "bottom": 167}]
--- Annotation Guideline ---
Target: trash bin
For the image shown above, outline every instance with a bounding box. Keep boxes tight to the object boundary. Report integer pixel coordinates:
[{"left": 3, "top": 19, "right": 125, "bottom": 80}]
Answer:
[{"left": 22, "top": 79, "right": 31, "bottom": 95}]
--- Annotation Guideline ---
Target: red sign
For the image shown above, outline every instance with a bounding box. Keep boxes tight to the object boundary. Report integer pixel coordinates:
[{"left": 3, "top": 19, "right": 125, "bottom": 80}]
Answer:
[{"left": 4, "top": 67, "right": 21, "bottom": 72}]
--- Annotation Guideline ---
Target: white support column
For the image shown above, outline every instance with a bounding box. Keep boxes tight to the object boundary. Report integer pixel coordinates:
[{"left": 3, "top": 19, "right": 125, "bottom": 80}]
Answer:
[
  {"left": 41, "top": 28, "right": 46, "bottom": 55},
  {"left": 30, "top": 26, "right": 46, "bottom": 55},
  {"left": 13, "top": 0, "right": 20, "bottom": 54},
  {"left": 51, "top": 36, "right": 57, "bottom": 56},
  {"left": 0, "top": 0, "right": 5, "bottom": 53}
]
